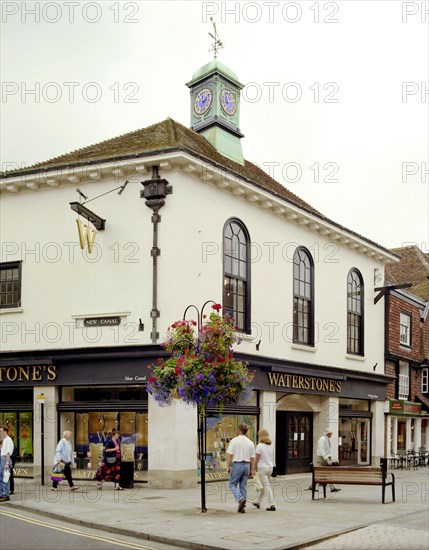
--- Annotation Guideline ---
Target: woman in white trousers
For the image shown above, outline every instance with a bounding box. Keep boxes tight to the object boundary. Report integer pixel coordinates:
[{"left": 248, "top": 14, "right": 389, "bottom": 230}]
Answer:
[{"left": 252, "top": 429, "right": 276, "bottom": 511}]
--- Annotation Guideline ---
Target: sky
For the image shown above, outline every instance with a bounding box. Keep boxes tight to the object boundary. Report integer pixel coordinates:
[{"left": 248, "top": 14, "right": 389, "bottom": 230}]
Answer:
[{"left": 1, "top": 0, "right": 428, "bottom": 251}]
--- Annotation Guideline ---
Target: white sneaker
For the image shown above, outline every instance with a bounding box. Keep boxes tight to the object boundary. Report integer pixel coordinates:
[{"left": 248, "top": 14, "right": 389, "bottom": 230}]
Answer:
[{"left": 51, "top": 488, "right": 58, "bottom": 491}]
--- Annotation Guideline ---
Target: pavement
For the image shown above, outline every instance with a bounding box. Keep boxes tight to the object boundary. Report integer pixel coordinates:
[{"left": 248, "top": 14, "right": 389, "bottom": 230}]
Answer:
[{"left": 1, "top": 467, "right": 428, "bottom": 550}]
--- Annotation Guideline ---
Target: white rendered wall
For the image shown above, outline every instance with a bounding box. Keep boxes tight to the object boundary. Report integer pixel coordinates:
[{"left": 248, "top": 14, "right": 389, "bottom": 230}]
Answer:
[
  {"left": 1, "top": 163, "right": 386, "bottom": 383},
  {"left": 147, "top": 394, "right": 198, "bottom": 488},
  {"left": 259, "top": 390, "right": 277, "bottom": 451}
]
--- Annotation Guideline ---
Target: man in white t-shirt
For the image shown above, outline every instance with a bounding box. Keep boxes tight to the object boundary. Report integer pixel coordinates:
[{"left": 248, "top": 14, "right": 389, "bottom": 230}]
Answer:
[
  {"left": 0, "top": 426, "right": 14, "bottom": 502},
  {"left": 226, "top": 423, "right": 255, "bottom": 513}
]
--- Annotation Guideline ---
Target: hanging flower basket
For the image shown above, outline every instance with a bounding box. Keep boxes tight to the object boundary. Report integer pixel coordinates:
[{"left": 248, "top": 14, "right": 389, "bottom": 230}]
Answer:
[{"left": 147, "top": 304, "right": 253, "bottom": 414}]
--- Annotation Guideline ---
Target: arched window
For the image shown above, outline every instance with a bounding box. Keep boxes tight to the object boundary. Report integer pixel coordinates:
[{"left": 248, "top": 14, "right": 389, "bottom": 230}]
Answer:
[
  {"left": 223, "top": 219, "right": 250, "bottom": 333},
  {"left": 347, "top": 269, "right": 364, "bottom": 355},
  {"left": 293, "top": 247, "right": 314, "bottom": 345}
]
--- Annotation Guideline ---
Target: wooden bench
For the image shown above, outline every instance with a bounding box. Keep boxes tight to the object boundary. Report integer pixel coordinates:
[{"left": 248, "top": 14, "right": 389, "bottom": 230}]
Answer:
[{"left": 311, "top": 458, "right": 395, "bottom": 503}]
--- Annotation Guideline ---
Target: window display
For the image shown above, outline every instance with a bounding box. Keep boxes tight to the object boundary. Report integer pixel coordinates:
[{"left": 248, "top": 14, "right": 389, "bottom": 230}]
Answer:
[
  {"left": 339, "top": 416, "right": 371, "bottom": 465},
  {"left": 60, "top": 385, "right": 148, "bottom": 478},
  {"left": 339, "top": 398, "right": 371, "bottom": 465},
  {"left": 0, "top": 411, "right": 33, "bottom": 463},
  {"left": 72, "top": 411, "right": 148, "bottom": 477},
  {"left": 18, "top": 412, "right": 33, "bottom": 458},
  {"left": 202, "top": 414, "right": 257, "bottom": 480}
]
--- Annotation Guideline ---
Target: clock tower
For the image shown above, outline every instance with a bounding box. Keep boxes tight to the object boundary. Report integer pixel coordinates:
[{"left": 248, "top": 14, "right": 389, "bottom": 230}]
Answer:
[{"left": 186, "top": 58, "right": 245, "bottom": 165}]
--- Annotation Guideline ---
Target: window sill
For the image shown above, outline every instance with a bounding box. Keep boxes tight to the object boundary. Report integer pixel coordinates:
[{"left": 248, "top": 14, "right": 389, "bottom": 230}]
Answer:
[
  {"left": 234, "top": 332, "right": 254, "bottom": 342},
  {"left": 399, "top": 344, "right": 412, "bottom": 351},
  {"left": 291, "top": 344, "right": 317, "bottom": 353},
  {"left": 345, "top": 354, "right": 365, "bottom": 361},
  {"left": 0, "top": 307, "right": 23, "bottom": 315}
]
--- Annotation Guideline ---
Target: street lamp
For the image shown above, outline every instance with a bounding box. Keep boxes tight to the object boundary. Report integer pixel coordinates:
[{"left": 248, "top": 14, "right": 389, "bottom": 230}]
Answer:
[{"left": 141, "top": 166, "right": 173, "bottom": 343}]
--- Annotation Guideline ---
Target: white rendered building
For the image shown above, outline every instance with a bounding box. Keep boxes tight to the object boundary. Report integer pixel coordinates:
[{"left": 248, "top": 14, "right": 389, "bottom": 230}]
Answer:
[{"left": 0, "top": 58, "right": 397, "bottom": 487}]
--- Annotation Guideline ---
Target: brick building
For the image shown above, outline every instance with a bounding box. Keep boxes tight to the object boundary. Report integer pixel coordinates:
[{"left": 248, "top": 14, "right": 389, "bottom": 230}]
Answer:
[{"left": 384, "top": 245, "right": 429, "bottom": 454}]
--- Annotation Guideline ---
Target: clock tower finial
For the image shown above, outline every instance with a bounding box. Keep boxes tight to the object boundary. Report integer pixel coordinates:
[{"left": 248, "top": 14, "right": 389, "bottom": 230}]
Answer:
[
  {"left": 186, "top": 22, "right": 244, "bottom": 165},
  {"left": 208, "top": 17, "right": 223, "bottom": 59}
]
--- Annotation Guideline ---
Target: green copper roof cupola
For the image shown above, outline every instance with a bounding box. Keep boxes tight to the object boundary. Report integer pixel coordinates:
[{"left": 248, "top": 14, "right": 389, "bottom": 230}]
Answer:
[{"left": 186, "top": 19, "right": 244, "bottom": 165}]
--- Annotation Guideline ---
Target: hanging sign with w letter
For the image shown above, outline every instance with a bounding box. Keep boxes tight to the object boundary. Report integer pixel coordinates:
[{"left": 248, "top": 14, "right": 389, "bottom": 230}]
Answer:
[{"left": 76, "top": 219, "right": 97, "bottom": 253}]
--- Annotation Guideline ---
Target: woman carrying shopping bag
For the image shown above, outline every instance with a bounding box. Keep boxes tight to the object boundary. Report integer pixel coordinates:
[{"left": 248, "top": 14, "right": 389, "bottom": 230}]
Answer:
[
  {"left": 51, "top": 431, "right": 78, "bottom": 492},
  {"left": 93, "top": 429, "right": 123, "bottom": 490}
]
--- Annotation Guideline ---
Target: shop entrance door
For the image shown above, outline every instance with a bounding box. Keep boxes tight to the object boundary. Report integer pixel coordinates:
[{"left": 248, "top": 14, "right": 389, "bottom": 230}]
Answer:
[
  {"left": 276, "top": 412, "right": 313, "bottom": 474},
  {"left": 357, "top": 419, "right": 370, "bottom": 465}
]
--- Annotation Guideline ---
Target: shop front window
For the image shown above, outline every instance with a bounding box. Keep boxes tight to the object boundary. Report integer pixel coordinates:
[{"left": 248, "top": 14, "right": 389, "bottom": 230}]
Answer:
[
  {"left": 61, "top": 409, "right": 148, "bottom": 480},
  {"left": 397, "top": 420, "right": 406, "bottom": 450},
  {"left": 59, "top": 385, "right": 148, "bottom": 479},
  {"left": 339, "top": 398, "right": 372, "bottom": 466},
  {"left": 0, "top": 411, "right": 34, "bottom": 466},
  {"left": 202, "top": 413, "right": 258, "bottom": 480},
  {"left": 339, "top": 399, "right": 370, "bottom": 411}
]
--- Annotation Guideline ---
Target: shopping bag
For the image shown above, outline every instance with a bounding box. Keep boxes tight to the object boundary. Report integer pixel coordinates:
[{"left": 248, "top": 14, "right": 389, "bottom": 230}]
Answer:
[
  {"left": 3, "top": 469, "right": 11, "bottom": 483},
  {"left": 51, "top": 462, "right": 65, "bottom": 482},
  {"left": 254, "top": 472, "right": 263, "bottom": 494}
]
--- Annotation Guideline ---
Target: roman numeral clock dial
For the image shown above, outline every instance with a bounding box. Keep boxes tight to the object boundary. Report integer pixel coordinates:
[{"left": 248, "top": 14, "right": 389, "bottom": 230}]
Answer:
[
  {"left": 194, "top": 88, "right": 212, "bottom": 115},
  {"left": 220, "top": 89, "right": 237, "bottom": 116}
]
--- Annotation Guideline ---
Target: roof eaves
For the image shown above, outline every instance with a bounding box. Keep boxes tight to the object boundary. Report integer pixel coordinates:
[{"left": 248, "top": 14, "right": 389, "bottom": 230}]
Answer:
[{"left": 0, "top": 144, "right": 400, "bottom": 260}]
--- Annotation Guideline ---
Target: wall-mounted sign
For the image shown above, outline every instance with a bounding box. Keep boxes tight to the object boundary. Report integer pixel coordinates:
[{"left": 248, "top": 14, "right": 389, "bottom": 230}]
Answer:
[
  {"left": 84, "top": 317, "right": 121, "bottom": 327},
  {"left": 76, "top": 219, "right": 97, "bottom": 253},
  {"left": 0, "top": 366, "right": 57, "bottom": 384},
  {"left": 0, "top": 360, "right": 153, "bottom": 387},
  {"left": 267, "top": 372, "right": 342, "bottom": 393},
  {"left": 389, "top": 400, "right": 422, "bottom": 415}
]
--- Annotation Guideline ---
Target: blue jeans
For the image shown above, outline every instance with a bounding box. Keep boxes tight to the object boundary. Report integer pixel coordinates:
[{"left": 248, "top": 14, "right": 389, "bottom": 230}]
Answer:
[
  {"left": 229, "top": 462, "right": 250, "bottom": 502},
  {"left": 0, "top": 455, "right": 10, "bottom": 497}
]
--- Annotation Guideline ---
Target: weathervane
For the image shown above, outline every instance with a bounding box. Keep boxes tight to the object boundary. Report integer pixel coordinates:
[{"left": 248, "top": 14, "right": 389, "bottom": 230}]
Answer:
[{"left": 208, "top": 17, "right": 223, "bottom": 58}]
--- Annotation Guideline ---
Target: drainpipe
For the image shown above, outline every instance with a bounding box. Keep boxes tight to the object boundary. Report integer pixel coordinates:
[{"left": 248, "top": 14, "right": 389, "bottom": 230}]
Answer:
[{"left": 141, "top": 166, "right": 172, "bottom": 343}]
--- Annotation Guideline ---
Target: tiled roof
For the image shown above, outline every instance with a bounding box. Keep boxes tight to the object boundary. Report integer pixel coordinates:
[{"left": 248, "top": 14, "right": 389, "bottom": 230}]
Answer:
[
  {"left": 0, "top": 118, "right": 397, "bottom": 257},
  {"left": 386, "top": 245, "right": 429, "bottom": 300},
  {"left": 416, "top": 390, "right": 429, "bottom": 409},
  {"left": 1, "top": 118, "right": 320, "bottom": 216}
]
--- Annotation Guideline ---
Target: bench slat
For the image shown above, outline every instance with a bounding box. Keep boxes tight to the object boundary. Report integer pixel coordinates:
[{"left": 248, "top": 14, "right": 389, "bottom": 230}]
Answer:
[{"left": 315, "top": 474, "right": 383, "bottom": 481}]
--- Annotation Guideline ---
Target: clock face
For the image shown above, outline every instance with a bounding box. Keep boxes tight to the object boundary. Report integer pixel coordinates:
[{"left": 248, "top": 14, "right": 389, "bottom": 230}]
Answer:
[
  {"left": 220, "top": 89, "right": 237, "bottom": 116},
  {"left": 194, "top": 88, "right": 212, "bottom": 115}
]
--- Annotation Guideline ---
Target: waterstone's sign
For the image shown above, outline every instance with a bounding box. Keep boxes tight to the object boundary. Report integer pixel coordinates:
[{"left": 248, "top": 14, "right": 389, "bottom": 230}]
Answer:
[
  {"left": 0, "top": 365, "right": 57, "bottom": 383},
  {"left": 267, "top": 372, "right": 342, "bottom": 393}
]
